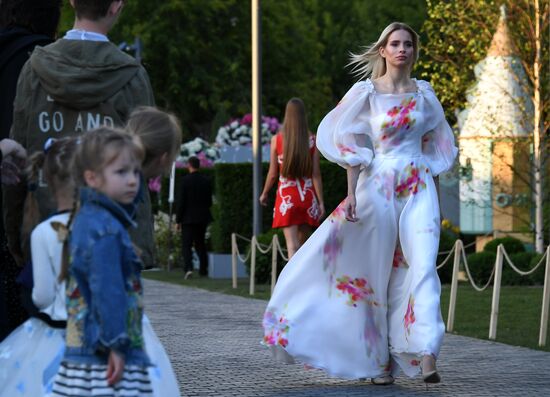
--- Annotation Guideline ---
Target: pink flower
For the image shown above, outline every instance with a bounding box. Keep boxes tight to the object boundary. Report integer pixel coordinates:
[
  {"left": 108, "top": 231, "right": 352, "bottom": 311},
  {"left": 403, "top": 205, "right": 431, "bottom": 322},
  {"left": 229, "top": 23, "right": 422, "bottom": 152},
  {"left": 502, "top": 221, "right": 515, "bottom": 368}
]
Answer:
[
  {"left": 241, "top": 113, "right": 253, "bottom": 125},
  {"left": 148, "top": 176, "right": 161, "bottom": 193},
  {"left": 196, "top": 151, "right": 214, "bottom": 168}
]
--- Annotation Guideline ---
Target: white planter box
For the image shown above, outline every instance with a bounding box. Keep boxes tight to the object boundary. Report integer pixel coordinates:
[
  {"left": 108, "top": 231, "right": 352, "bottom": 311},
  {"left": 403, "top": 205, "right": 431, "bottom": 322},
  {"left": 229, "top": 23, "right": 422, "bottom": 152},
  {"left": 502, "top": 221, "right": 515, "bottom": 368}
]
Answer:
[{"left": 208, "top": 252, "right": 248, "bottom": 279}]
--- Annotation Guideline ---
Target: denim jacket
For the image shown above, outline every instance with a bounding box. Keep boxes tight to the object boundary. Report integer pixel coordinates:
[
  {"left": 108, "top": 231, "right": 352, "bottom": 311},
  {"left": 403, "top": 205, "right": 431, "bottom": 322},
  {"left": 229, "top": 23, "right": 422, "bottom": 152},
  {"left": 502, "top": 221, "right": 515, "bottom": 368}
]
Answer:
[{"left": 63, "top": 188, "right": 149, "bottom": 366}]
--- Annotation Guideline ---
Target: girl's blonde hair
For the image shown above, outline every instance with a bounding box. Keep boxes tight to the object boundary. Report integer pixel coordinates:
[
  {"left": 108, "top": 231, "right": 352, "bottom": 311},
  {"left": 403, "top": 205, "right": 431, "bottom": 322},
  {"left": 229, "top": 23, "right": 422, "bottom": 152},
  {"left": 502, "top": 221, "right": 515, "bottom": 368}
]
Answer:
[
  {"left": 125, "top": 106, "right": 182, "bottom": 171},
  {"left": 72, "top": 127, "right": 145, "bottom": 186},
  {"left": 348, "top": 22, "right": 420, "bottom": 80},
  {"left": 280, "top": 98, "right": 312, "bottom": 179},
  {"left": 58, "top": 128, "right": 144, "bottom": 281}
]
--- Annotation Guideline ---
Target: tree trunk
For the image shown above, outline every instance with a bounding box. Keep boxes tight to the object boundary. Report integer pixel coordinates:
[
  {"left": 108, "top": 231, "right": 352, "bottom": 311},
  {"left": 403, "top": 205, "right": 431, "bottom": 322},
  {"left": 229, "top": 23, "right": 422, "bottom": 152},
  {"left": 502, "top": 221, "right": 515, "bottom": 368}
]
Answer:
[{"left": 533, "top": 0, "right": 544, "bottom": 253}]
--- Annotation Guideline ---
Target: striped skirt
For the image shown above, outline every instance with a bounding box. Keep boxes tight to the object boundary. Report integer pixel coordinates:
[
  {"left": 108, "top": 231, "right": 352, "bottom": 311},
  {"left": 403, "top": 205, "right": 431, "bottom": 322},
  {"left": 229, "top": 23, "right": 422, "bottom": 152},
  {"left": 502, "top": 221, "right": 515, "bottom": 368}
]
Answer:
[{"left": 51, "top": 362, "right": 153, "bottom": 397}]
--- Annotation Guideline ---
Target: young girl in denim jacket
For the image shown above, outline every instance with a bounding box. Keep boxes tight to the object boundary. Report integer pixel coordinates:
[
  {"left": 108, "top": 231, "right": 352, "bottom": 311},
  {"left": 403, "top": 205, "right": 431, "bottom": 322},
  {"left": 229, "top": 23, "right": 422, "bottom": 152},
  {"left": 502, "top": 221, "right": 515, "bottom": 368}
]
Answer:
[
  {"left": 50, "top": 129, "right": 153, "bottom": 397},
  {"left": 0, "top": 138, "right": 77, "bottom": 396}
]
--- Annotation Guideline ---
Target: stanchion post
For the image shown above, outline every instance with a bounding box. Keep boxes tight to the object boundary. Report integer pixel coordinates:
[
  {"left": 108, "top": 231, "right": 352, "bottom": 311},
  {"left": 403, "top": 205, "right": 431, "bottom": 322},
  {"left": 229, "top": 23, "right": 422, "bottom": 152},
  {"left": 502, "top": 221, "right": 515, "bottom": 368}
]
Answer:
[
  {"left": 231, "top": 233, "right": 238, "bottom": 289},
  {"left": 489, "top": 244, "right": 504, "bottom": 340},
  {"left": 249, "top": 236, "right": 257, "bottom": 295},
  {"left": 271, "top": 235, "right": 278, "bottom": 295},
  {"left": 447, "top": 240, "right": 461, "bottom": 332},
  {"left": 539, "top": 246, "right": 550, "bottom": 346}
]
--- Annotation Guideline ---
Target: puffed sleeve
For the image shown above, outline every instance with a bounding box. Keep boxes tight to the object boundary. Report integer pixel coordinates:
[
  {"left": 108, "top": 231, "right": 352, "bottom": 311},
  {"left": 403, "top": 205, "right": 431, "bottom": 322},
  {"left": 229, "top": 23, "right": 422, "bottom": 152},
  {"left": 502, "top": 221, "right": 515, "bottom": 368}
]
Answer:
[
  {"left": 316, "top": 81, "right": 374, "bottom": 168},
  {"left": 417, "top": 80, "right": 458, "bottom": 176}
]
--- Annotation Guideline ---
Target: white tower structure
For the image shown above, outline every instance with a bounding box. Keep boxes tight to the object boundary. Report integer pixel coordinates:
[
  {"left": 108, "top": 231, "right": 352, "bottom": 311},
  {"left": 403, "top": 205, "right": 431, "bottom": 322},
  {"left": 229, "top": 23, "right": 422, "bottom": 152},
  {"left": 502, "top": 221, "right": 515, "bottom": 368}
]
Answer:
[{"left": 458, "top": 5, "right": 533, "bottom": 238}]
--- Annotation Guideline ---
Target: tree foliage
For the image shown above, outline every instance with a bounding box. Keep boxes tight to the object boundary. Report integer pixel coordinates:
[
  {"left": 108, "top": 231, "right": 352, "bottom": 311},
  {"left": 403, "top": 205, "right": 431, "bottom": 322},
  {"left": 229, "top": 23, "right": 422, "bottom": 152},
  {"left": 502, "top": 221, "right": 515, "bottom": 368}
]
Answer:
[
  {"left": 419, "top": 0, "right": 549, "bottom": 126},
  {"left": 59, "top": 0, "right": 426, "bottom": 139}
]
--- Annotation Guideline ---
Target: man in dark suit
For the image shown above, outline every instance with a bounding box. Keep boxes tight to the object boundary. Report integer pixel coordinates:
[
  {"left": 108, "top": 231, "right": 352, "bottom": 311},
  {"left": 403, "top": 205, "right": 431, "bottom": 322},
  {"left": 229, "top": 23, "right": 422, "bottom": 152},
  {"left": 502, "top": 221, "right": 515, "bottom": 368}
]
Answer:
[{"left": 176, "top": 156, "right": 213, "bottom": 278}]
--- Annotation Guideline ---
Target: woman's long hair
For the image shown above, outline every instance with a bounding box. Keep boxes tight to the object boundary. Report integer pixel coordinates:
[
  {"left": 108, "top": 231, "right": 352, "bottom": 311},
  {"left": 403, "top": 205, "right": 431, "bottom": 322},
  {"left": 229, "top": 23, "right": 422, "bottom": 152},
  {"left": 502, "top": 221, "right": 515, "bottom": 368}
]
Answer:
[
  {"left": 280, "top": 98, "right": 312, "bottom": 179},
  {"left": 348, "top": 22, "right": 420, "bottom": 80}
]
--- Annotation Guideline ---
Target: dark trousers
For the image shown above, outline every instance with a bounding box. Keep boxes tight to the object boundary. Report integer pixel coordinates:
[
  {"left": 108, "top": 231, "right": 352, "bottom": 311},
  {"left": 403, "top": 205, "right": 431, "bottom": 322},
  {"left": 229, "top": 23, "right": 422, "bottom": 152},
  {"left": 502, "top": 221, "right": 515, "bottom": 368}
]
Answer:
[{"left": 181, "top": 223, "right": 208, "bottom": 276}]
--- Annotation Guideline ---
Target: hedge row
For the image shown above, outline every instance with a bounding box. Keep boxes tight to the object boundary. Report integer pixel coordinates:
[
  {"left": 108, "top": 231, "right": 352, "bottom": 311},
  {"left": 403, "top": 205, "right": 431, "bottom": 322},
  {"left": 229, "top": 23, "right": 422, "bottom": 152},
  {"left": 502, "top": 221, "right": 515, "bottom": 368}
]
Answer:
[{"left": 465, "top": 237, "right": 545, "bottom": 286}]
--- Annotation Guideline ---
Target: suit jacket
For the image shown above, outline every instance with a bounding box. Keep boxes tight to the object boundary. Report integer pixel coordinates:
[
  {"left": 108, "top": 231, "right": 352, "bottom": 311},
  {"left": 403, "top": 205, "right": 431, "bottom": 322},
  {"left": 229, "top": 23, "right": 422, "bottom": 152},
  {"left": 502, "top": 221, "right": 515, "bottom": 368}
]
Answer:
[{"left": 176, "top": 172, "right": 213, "bottom": 225}]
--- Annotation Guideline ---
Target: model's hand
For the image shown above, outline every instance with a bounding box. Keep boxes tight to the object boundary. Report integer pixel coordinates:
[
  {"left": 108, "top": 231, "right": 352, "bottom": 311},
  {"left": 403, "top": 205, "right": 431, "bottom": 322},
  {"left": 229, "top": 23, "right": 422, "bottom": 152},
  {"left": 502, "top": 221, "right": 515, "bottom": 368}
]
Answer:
[
  {"left": 106, "top": 350, "right": 125, "bottom": 385},
  {"left": 0, "top": 139, "right": 26, "bottom": 159},
  {"left": 345, "top": 194, "right": 358, "bottom": 222},
  {"left": 259, "top": 192, "right": 268, "bottom": 206}
]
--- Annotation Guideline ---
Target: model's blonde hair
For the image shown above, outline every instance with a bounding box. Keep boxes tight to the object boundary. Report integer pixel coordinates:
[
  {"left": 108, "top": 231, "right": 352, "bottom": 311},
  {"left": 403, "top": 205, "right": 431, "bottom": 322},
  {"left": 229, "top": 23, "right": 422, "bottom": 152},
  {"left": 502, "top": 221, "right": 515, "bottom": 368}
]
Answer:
[
  {"left": 348, "top": 22, "right": 420, "bottom": 80},
  {"left": 280, "top": 98, "right": 312, "bottom": 179},
  {"left": 125, "top": 106, "right": 182, "bottom": 170}
]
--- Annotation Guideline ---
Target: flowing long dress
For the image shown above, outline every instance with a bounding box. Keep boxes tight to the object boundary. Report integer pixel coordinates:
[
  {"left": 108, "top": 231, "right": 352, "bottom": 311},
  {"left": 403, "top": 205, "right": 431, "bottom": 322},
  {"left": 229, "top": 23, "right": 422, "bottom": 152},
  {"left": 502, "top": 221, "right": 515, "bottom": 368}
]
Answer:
[{"left": 262, "top": 78, "right": 458, "bottom": 379}]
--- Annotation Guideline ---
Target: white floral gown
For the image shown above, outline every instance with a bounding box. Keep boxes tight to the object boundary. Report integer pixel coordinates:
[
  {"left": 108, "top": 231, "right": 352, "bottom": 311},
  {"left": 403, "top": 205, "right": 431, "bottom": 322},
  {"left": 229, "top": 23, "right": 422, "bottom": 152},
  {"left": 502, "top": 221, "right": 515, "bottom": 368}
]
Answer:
[{"left": 262, "top": 79, "right": 458, "bottom": 379}]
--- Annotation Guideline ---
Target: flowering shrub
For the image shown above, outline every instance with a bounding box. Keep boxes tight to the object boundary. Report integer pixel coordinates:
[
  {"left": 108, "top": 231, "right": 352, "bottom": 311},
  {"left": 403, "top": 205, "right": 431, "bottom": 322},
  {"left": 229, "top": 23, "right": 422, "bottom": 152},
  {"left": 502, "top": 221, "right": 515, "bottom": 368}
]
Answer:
[
  {"left": 215, "top": 113, "right": 280, "bottom": 147},
  {"left": 177, "top": 137, "right": 220, "bottom": 168}
]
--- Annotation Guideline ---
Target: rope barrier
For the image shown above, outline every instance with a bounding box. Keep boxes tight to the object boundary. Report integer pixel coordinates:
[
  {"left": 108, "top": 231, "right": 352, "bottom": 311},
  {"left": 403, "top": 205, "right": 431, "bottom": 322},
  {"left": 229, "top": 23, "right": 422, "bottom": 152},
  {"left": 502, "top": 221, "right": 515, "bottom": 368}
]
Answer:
[
  {"left": 460, "top": 245, "right": 496, "bottom": 292},
  {"left": 501, "top": 247, "right": 548, "bottom": 276}
]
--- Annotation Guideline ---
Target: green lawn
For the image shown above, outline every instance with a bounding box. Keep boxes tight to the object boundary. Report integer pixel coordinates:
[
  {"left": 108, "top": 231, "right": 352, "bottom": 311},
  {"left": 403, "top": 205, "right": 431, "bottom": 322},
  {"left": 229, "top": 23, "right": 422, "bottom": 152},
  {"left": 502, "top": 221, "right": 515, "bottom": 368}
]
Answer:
[{"left": 143, "top": 269, "right": 549, "bottom": 352}]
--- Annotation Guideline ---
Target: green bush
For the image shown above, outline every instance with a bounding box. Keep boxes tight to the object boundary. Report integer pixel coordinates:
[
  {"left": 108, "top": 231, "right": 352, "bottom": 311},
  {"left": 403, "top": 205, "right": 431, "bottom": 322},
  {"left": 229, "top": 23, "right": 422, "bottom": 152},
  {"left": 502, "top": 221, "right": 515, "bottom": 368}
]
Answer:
[
  {"left": 209, "top": 163, "right": 273, "bottom": 253},
  {"left": 501, "top": 252, "right": 538, "bottom": 286},
  {"left": 243, "top": 229, "right": 287, "bottom": 284},
  {"left": 529, "top": 253, "right": 547, "bottom": 286},
  {"left": 483, "top": 237, "right": 525, "bottom": 255},
  {"left": 154, "top": 214, "right": 182, "bottom": 268},
  {"left": 466, "top": 251, "right": 496, "bottom": 286},
  {"left": 319, "top": 160, "right": 347, "bottom": 214}
]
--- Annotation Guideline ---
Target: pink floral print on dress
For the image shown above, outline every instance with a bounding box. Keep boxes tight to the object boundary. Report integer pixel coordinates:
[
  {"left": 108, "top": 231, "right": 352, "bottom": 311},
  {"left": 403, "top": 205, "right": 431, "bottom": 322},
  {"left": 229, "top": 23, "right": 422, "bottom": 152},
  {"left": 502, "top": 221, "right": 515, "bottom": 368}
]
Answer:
[
  {"left": 363, "top": 305, "right": 381, "bottom": 357},
  {"left": 263, "top": 309, "right": 290, "bottom": 348},
  {"left": 323, "top": 227, "right": 343, "bottom": 288},
  {"left": 337, "top": 143, "right": 357, "bottom": 158},
  {"left": 335, "top": 276, "right": 377, "bottom": 307},
  {"left": 395, "top": 162, "right": 427, "bottom": 199},
  {"left": 328, "top": 200, "right": 347, "bottom": 224},
  {"left": 392, "top": 245, "right": 408, "bottom": 269},
  {"left": 404, "top": 295, "right": 416, "bottom": 338},
  {"left": 380, "top": 97, "right": 417, "bottom": 147}
]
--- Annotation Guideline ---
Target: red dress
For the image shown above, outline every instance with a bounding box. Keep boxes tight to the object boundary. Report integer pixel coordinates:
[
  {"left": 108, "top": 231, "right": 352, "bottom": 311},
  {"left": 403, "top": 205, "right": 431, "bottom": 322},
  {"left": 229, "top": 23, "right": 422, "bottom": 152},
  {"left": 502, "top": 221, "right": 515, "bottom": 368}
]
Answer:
[{"left": 272, "top": 133, "right": 321, "bottom": 228}]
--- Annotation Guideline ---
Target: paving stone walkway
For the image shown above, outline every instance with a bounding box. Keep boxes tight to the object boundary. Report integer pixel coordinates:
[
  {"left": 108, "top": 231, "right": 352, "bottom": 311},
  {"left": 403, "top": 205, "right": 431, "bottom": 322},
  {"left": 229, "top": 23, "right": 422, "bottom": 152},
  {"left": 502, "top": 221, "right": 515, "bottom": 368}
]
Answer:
[{"left": 144, "top": 279, "right": 550, "bottom": 397}]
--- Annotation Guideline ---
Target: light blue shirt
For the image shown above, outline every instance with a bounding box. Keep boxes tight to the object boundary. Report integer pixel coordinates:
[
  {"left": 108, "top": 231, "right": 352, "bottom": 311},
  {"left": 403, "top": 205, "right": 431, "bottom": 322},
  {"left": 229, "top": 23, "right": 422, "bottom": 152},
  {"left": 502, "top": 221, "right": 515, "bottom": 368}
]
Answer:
[{"left": 63, "top": 29, "right": 109, "bottom": 42}]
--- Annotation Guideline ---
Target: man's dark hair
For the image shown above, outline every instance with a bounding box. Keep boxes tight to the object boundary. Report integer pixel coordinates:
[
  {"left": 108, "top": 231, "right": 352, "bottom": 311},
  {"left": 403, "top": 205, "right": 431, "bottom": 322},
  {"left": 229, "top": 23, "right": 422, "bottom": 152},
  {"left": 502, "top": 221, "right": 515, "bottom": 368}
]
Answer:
[
  {"left": 188, "top": 156, "right": 200, "bottom": 170},
  {"left": 72, "top": 0, "right": 119, "bottom": 21},
  {"left": 0, "top": 0, "right": 62, "bottom": 38}
]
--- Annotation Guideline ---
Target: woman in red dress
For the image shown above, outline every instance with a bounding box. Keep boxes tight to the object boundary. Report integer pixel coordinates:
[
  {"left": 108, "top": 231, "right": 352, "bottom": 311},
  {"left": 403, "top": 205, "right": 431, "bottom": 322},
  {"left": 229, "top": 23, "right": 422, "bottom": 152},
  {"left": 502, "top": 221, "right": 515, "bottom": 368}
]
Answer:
[{"left": 259, "top": 98, "right": 325, "bottom": 258}]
